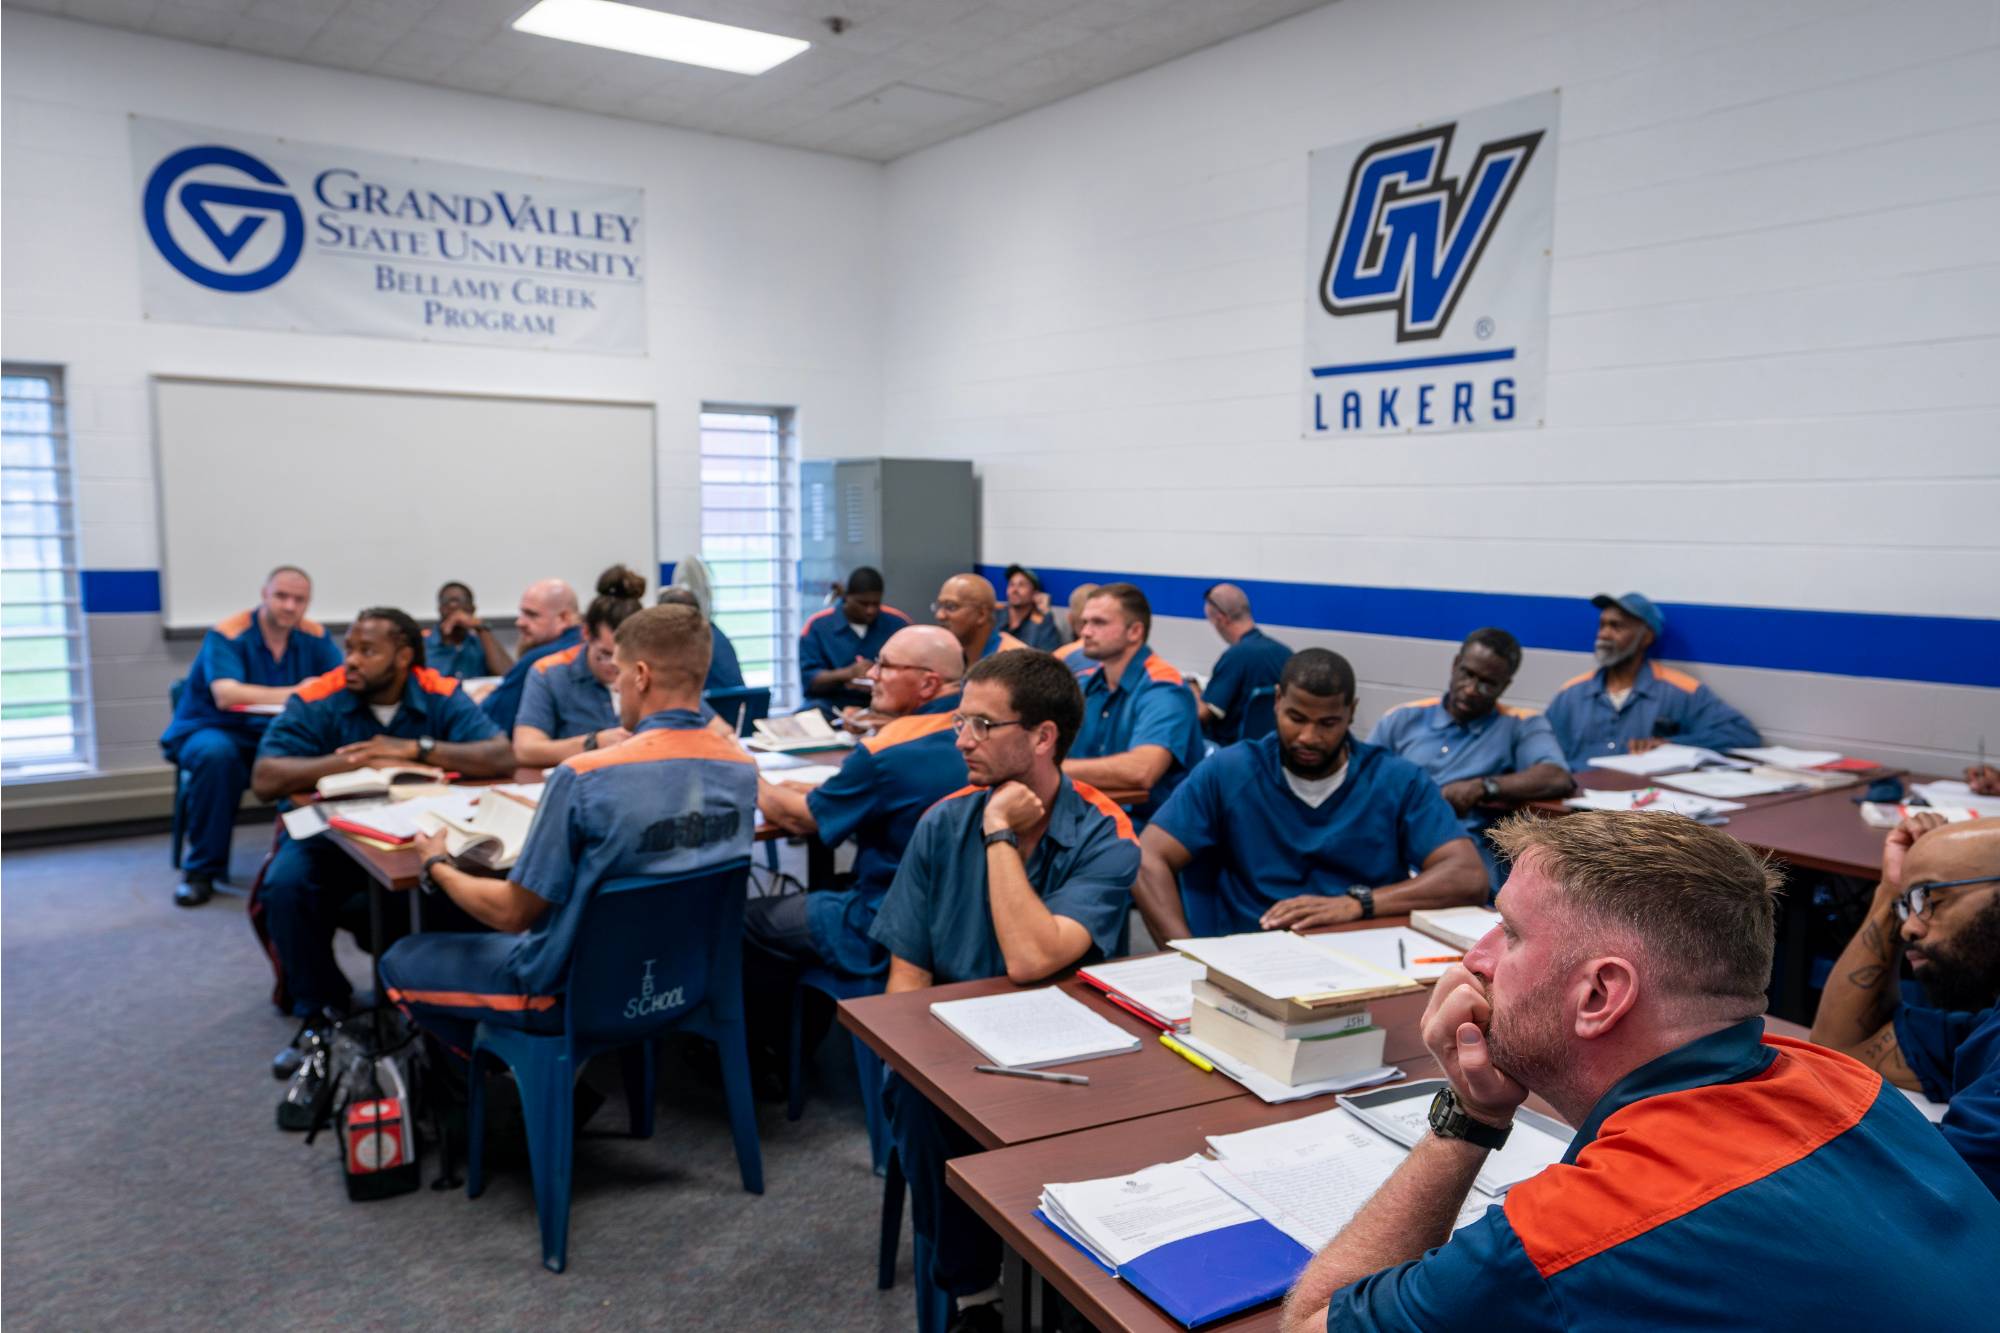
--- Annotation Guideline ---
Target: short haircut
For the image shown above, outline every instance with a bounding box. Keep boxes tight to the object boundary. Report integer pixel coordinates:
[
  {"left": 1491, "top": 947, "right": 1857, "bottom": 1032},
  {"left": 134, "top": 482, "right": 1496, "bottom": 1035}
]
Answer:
[
  {"left": 1087, "top": 582, "right": 1152, "bottom": 640},
  {"left": 1462, "top": 626, "right": 1523, "bottom": 674},
  {"left": 586, "top": 564, "right": 648, "bottom": 635},
  {"left": 655, "top": 587, "right": 700, "bottom": 611},
  {"left": 1279, "top": 648, "right": 1355, "bottom": 703},
  {"left": 847, "top": 566, "right": 885, "bottom": 596},
  {"left": 266, "top": 564, "right": 311, "bottom": 586},
  {"left": 1203, "top": 583, "right": 1250, "bottom": 622},
  {"left": 436, "top": 580, "right": 472, "bottom": 602},
  {"left": 614, "top": 604, "right": 711, "bottom": 693},
  {"left": 965, "top": 649, "right": 1085, "bottom": 763},
  {"left": 1488, "top": 812, "right": 1783, "bottom": 1012},
  {"left": 355, "top": 607, "right": 425, "bottom": 667}
]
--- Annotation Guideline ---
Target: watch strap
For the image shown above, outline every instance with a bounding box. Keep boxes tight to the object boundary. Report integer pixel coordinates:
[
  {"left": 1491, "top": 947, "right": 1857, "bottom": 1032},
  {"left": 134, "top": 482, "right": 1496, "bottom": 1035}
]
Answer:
[
  {"left": 1430, "top": 1087, "right": 1512, "bottom": 1149},
  {"left": 983, "top": 828, "right": 1019, "bottom": 849},
  {"left": 419, "top": 853, "right": 452, "bottom": 895},
  {"left": 1351, "top": 885, "right": 1375, "bottom": 920}
]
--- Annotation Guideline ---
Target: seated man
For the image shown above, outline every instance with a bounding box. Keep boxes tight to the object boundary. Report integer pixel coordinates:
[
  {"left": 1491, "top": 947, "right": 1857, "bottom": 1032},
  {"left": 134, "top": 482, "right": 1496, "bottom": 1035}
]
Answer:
[
  {"left": 1136, "top": 648, "right": 1486, "bottom": 942},
  {"left": 384, "top": 604, "right": 756, "bottom": 1057},
  {"left": 1544, "top": 591, "right": 1759, "bottom": 768},
  {"left": 656, "top": 587, "right": 746, "bottom": 693},
  {"left": 798, "top": 566, "right": 909, "bottom": 716},
  {"left": 998, "top": 564, "right": 1064, "bottom": 652},
  {"left": 746, "top": 626, "right": 967, "bottom": 1061},
  {"left": 933, "top": 573, "right": 1027, "bottom": 669},
  {"left": 1810, "top": 813, "right": 2000, "bottom": 1196},
  {"left": 159, "top": 565, "right": 341, "bottom": 907},
  {"left": 1061, "top": 583, "right": 1204, "bottom": 824},
  {"left": 478, "top": 579, "right": 582, "bottom": 731},
  {"left": 1051, "top": 583, "right": 1099, "bottom": 676},
  {"left": 1969, "top": 763, "right": 2000, "bottom": 797},
  {"left": 871, "top": 650, "right": 1139, "bottom": 1330},
  {"left": 1198, "top": 582, "right": 1292, "bottom": 744},
  {"left": 250, "top": 609, "right": 515, "bottom": 1033},
  {"left": 1369, "top": 628, "right": 1573, "bottom": 894},
  {"left": 425, "top": 580, "right": 511, "bottom": 682},
  {"left": 512, "top": 565, "right": 649, "bottom": 768},
  {"left": 1279, "top": 811, "right": 2000, "bottom": 1333}
]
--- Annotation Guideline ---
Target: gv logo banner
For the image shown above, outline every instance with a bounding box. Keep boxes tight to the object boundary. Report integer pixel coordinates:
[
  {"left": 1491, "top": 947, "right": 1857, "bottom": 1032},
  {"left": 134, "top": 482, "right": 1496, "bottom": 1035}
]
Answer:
[
  {"left": 142, "top": 145, "right": 304, "bottom": 292},
  {"left": 1303, "top": 92, "right": 1558, "bottom": 438}
]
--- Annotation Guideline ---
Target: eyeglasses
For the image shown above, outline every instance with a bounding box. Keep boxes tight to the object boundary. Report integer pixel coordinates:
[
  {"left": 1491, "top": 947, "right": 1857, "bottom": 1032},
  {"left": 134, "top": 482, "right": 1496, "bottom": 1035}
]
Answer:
[
  {"left": 931, "top": 600, "right": 966, "bottom": 616},
  {"left": 871, "top": 658, "right": 929, "bottom": 675},
  {"left": 951, "top": 713, "right": 1026, "bottom": 742},
  {"left": 1893, "top": 875, "right": 2000, "bottom": 922}
]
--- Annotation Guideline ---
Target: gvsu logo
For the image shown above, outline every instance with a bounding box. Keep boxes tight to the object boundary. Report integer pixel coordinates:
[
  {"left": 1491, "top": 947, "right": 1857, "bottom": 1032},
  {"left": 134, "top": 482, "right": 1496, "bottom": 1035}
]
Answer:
[
  {"left": 623, "top": 960, "right": 687, "bottom": 1020},
  {"left": 142, "top": 145, "right": 304, "bottom": 293},
  {"left": 1320, "top": 124, "right": 1543, "bottom": 342}
]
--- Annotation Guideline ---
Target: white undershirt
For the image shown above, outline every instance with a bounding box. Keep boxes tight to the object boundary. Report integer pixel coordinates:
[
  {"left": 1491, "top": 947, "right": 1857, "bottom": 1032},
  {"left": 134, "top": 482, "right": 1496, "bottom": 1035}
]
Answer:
[
  {"left": 1606, "top": 687, "right": 1633, "bottom": 711},
  {"left": 369, "top": 703, "right": 397, "bottom": 726},
  {"left": 1284, "top": 759, "right": 1349, "bottom": 808}
]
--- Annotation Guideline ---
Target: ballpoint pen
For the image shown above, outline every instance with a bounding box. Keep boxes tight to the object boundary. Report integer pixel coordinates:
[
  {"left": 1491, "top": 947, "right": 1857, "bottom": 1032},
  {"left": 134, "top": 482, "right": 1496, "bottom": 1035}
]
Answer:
[{"left": 973, "top": 1064, "right": 1089, "bottom": 1085}]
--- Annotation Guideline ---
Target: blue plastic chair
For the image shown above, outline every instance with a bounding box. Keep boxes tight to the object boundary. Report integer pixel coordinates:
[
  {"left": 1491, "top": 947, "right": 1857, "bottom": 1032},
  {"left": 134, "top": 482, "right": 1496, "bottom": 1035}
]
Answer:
[
  {"left": 1241, "top": 684, "right": 1278, "bottom": 740},
  {"left": 787, "top": 966, "right": 890, "bottom": 1173},
  {"left": 704, "top": 686, "right": 771, "bottom": 736},
  {"left": 464, "top": 857, "right": 761, "bottom": 1273},
  {"left": 168, "top": 678, "right": 189, "bottom": 869}
]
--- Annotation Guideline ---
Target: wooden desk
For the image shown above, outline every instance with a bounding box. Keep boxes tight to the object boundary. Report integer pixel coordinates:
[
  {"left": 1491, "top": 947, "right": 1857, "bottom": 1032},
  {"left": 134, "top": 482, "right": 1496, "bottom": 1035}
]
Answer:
[
  {"left": 1529, "top": 764, "right": 1840, "bottom": 816},
  {"left": 1724, "top": 785, "right": 1905, "bottom": 881}
]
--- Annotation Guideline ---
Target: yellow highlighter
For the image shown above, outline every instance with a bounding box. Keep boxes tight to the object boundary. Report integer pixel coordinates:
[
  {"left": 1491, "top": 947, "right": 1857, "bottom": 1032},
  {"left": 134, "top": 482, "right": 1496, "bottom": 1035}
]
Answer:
[{"left": 1160, "top": 1032, "right": 1215, "bottom": 1073}]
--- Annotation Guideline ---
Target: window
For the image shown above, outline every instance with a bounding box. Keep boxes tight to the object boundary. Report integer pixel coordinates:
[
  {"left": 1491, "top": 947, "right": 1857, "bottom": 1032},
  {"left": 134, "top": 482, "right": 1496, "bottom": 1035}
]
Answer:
[
  {"left": 2, "top": 366, "right": 93, "bottom": 778},
  {"left": 699, "top": 407, "right": 799, "bottom": 708}
]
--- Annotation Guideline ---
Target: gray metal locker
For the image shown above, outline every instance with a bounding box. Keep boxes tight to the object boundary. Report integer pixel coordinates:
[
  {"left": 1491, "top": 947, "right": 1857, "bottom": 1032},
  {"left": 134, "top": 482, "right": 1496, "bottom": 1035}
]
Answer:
[{"left": 800, "top": 458, "right": 977, "bottom": 619}]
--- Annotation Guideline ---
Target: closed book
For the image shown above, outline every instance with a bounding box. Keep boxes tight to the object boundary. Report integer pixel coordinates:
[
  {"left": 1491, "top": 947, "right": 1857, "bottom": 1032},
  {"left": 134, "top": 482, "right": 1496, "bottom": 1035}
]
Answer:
[
  {"left": 1038, "top": 1214, "right": 1309, "bottom": 1328},
  {"left": 1408, "top": 907, "right": 1502, "bottom": 952},
  {"left": 1188, "top": 979, "right": 1369, "bottom": 1039},
  {"left": 1189, "top": 997, "right": 1386, "bottom": 1085},
  {"left": 1200, "top": 967, "right": 1392, "bottom": 1027}
]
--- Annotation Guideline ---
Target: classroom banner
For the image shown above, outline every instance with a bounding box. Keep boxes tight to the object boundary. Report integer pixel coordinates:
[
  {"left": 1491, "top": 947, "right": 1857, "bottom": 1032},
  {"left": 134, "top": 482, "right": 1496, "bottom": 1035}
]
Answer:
[
  {"left": 1303, "top": 91, "right": 1557, "bottom": 437},
  {"left": 130, "top": 116, "right": 646, "bottom": 355}
]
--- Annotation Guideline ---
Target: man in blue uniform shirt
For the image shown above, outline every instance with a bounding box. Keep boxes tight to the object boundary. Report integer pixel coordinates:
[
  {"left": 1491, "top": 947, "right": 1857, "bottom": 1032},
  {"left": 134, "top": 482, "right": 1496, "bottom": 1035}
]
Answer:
[
  {"left": 1197, "top": 583, "right": 1292, "bottom": 744},
  {"left": 1370, "top": 628, "right": 1573, "bottom": 895},
  {"left": 798, "top": 566, "right": 910, "bottom": 716},
  {"left": 1062, "top": 583, "right": 1204, "bottom": 825},
  {"left": 424, "top": 581, "right": 511, "bottom": 682},
  {"left": 1543, "top": 591, "right": 1759, "bottom": 768},
  {"left": 1279, "top": 811, "right": 2000, "bottom": 1333},
  {"left": 160, "top": 566, "right": 342, "bottom": 907},
  {"left": 998, "top": 564, "right": 1064, "bottom": 652},
  {"left": 250, "top": 609, "right": 514, "bottom": 1032},
  {"left": 871, "top": 649, "right": 1139, "bottom": 1330},
  {"left": 479, "top": 578, "right": 582, "bottom": 732},
  {"left": 385, "top": 603, "right": 756, "bottom": 1058},
  {"left": 513, "top": 569, "right": 649, "bottom": 767},
  {"left": 1812, "top": 814, "right": 2000, "bottom": 1197},
  {"left": 657, "top": 587, "right": 746, "bottom": 694},
  {"left": 1136, "top": 648, "right": 1486, "bottom": 942}
]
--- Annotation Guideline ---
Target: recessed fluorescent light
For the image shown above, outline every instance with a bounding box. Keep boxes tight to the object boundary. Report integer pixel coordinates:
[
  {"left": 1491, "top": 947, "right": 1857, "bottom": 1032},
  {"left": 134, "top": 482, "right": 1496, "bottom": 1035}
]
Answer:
[{"left": 512, "top": 0, "right": 810, "bottom": 75}]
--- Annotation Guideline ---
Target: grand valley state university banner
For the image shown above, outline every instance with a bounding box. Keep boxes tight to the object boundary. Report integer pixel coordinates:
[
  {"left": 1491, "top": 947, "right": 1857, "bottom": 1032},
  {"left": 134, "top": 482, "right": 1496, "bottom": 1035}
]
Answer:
[{"left": 131, "top": 117, "right": 645, "bottom": 355}]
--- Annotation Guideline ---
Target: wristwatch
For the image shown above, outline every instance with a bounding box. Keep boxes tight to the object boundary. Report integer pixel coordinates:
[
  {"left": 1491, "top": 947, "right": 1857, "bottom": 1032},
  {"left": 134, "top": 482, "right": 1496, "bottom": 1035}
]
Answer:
[
  {"left": 1428, "top": 1086, "right": 1512, "bottom": 1149},
  {"left": 1350, "top": 885, "right": 1375, "bottom": 920},
  {"left": 1481, "top": 775, "right": 1502, "bottom": 801},
  {"left": 581, "top": 730, "right": 599, "bottom": 752},
  {"left": 983, "top": 828, "right": 1019, "bottom": 850},
  {"left": 415, "top": 735, "right": 436, "bottom": 762},
  {"left": 419, "top": 853, "right": 452, "bottom": 896}
]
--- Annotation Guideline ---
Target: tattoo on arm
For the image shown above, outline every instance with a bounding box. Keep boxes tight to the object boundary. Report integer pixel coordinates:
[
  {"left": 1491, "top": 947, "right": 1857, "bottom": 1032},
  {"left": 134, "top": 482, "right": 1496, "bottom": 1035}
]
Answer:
[{"left": 1856, "top": 1024, "right": 1920, "bottom": 1090}]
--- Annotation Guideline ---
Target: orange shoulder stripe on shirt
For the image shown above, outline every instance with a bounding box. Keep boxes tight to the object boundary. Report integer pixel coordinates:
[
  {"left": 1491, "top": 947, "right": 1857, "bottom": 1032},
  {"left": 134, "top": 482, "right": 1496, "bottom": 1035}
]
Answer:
[
  {"left": 1503, "top": 1037, "right": 1879, "bottom": 1280},
  {"left": 1559, "top": 671, "right": 1596, "bottom": 689},
  {"left": 1385, "top": 696, "right": 1440, "bottom": 713},
  {"left": 295, "top": 667, "right": 348, "bottom": 702},
  {"left": 800, "top": 607, "right": 837, "bottom": 635},
  {"left": 927, "top": 783, "right": 989, "bottom": 814},
  {"left": 386, "top": 986, "right": 558, "bottom": 1014},
  {"left": 1055, "top": 640, "right": 1082, "bottom": 658},
  {"left": 299, "top": 617, "right": 327, "bottom": 637},
  {"left": 562, "top": 726, "right": 755, "bottom": 774},
  {"left": 996, "top": 631, "right": 1030, "bottom": 653},
  {"left": 1498, "top": 703, "right": 1541, "bottom": 719},
  {"left": 880, "top": 604, "right": 911, "bottom": 622},
  {"left": 862, "top": 712, "right": 957, "bottom": 754},
  {"left": 1650, "top": 663, "right": 1701, "bottom": 692},
  {"left": 411, "top": 667, "right": 461, "bottom": 696},
  {"left": 534, "top": 643, "right": 583, "bottom": 673},
  {"left": 1069, "top": 780, "right": 1137, "bottom": 843},
  {"left": 215, "top": 610, "right": 254, "bottom": 638},
  {"left": 1141, "top": 655, "right": 1185, "bottom": 686}
]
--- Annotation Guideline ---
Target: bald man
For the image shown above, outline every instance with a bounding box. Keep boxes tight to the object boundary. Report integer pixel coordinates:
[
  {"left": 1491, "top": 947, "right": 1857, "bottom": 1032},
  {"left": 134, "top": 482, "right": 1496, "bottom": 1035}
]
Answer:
[
  {"left": 1200, "top": 582, "right": 1292, "bottom": 744},
  {"left": 746, "top": 625, "right": 971, "bottom": 1075},
  {"left": 1812, "top": 815, "right": 2000, "bottom": 1196},
  {"left": 479, "top": 578, "right": 582, "bottom": 732},
  {"left": 934, "top": 573, "right": 1027, "bottom": 669}
]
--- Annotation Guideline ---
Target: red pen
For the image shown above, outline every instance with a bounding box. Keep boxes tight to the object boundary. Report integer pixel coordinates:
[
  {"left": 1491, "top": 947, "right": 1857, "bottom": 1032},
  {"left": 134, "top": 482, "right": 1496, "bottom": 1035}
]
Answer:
[{"left": 1632, "top": 788, "right": 1661, "bottom": 809}]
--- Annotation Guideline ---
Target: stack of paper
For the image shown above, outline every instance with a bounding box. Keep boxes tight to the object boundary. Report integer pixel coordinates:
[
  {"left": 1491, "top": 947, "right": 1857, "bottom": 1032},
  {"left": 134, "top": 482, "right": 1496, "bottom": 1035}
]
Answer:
[
  {"left": 1585, "top": 744, "right": 1741, "bottom": 777},
  {"left": 1564, "top": 788, "right": 1744, "bottom": 820},
  {"left": 748, "top": 710, "right": 855, "bottom": 753},
  {"left": 1078, "top": 953, "right": 1208, "bottom": 1031},
  {"left": 929, "top": 987, "right": 1140, "bottom": 1069},
  {"left": 1910, "top": 781, "right": 2000, "bottom": 818},
  {"left": 1732, "top": 746, "right": 1845, "bottom": 769},
  {"left": 1408, "top": 907, "right": 1502, "bottom": 952},
  {"left": 1283, "top": 926, "right": 1453, "bottom": 983},
  {"left": 1656, "top": 769, "right": 1804, "bottom": 799},
  {"left": 1336, "top": 1080, "right": 1572, "bottom": 1197}
]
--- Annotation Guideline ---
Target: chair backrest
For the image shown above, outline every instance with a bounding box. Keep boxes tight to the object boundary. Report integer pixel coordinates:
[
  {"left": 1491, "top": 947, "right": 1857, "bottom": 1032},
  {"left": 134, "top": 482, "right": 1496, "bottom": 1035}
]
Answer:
[
  {"left": 703, "top": 686, "right": 771, "bottom": 736},
  {"left": 1241, "top": 685, "right": 1278, "bottom": 740},
  {"left": 562, "top": 857, "right": 754, "bottom": 1047},
  {"left": 170, "top": 676, "right": 187, "bottom": 710}
]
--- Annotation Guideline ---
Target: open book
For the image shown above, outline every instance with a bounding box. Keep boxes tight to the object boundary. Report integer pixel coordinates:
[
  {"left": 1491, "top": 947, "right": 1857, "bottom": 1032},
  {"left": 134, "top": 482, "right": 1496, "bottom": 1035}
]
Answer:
[
  {"left": 748, "top": 710, "right": 856, "bottom": 753},
  {"left": 317, "top": 765, "right": 451, "bottom": 800},
  {"left": 414, "top": 787, "right": 538, "bottom": 872}
]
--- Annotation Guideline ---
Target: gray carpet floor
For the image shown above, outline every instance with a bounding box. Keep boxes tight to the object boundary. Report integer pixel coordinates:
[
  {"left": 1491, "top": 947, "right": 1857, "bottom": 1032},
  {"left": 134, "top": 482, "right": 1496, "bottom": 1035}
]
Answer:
[{"left": 2, "top": 828, "right": 917, "bottom": 1331}]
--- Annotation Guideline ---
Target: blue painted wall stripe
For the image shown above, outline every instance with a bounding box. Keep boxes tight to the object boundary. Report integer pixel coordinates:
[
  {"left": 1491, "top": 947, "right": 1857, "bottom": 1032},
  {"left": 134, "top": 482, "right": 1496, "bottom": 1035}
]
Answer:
[
  {"left": 80, "top": 569, "right": 162, "bottom": 615},
  {"left": 978, "top": 564, "right": 1999, "bottom": 690}
]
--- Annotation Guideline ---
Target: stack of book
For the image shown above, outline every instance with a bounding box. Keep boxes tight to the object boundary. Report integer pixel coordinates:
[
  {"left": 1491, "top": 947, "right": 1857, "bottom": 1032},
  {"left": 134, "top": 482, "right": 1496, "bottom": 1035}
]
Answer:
[{"left": 1170, "top": 933, "right": 1418, "bottom": 1089}]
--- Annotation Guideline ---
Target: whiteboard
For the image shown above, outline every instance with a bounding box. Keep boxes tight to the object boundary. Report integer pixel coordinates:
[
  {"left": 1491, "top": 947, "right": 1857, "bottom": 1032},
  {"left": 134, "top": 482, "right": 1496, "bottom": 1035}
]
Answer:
[{"left": 152, "top": 377, "right": 656, "bottom": 631}]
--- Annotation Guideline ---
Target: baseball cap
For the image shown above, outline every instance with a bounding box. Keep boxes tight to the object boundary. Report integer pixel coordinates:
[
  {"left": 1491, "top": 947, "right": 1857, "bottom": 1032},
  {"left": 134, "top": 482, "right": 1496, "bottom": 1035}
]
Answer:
[
  {"left": 1591, "top": 591, "right": 1664, "bottom": 638},
  {"left": 1003, "top": 564, "right": 1042, "bottom": 591}
]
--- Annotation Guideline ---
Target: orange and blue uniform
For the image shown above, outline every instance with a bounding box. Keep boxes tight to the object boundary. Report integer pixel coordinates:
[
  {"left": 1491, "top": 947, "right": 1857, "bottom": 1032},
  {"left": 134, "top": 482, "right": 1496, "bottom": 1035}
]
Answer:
[
  {"left": 422, "top": 627, "right": 489, "bottom": 682},
  {"left": 480, "top": 625, "right": 582, "bottom": 733},
  {"left": 1202, "top": 627, "right": 1292, "bottom": 744},
  {"left": 159, "top": 608, "right": 341, "bottom": 880},
  {"left": 380, "top": 709, "right": 755, "bottom": 1054},
  {"left": 252, "top": 666, "right": 502, "bottom": 1016},
  {"left": 1326, "top": 1020, "right": 2000, "bottom": 1330},
  {"left": 999, "top": 604, "right": 1064, "bottom": 652},
  {"left": 1071, "top": 644, "right": 1205, "bottom": 824},
  {"left": 514, "top": 643, "right": 612, "bottom": 739},
  {"left": 798, "top": 602, "right": 911, "bottom": 715},
  {"left": 1543, "top": 659, "right": 1759, "bottom": 769},
  {"left": 1053, "top": 638, "right": 1091, "bottom": 676}
]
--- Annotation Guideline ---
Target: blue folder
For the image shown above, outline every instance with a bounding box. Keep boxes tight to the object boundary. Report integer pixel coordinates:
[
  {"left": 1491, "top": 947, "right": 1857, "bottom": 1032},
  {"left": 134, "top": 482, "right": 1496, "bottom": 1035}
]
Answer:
[{"left": 1036, "top": 1209, "right": 1312, "bottom": 1328}]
